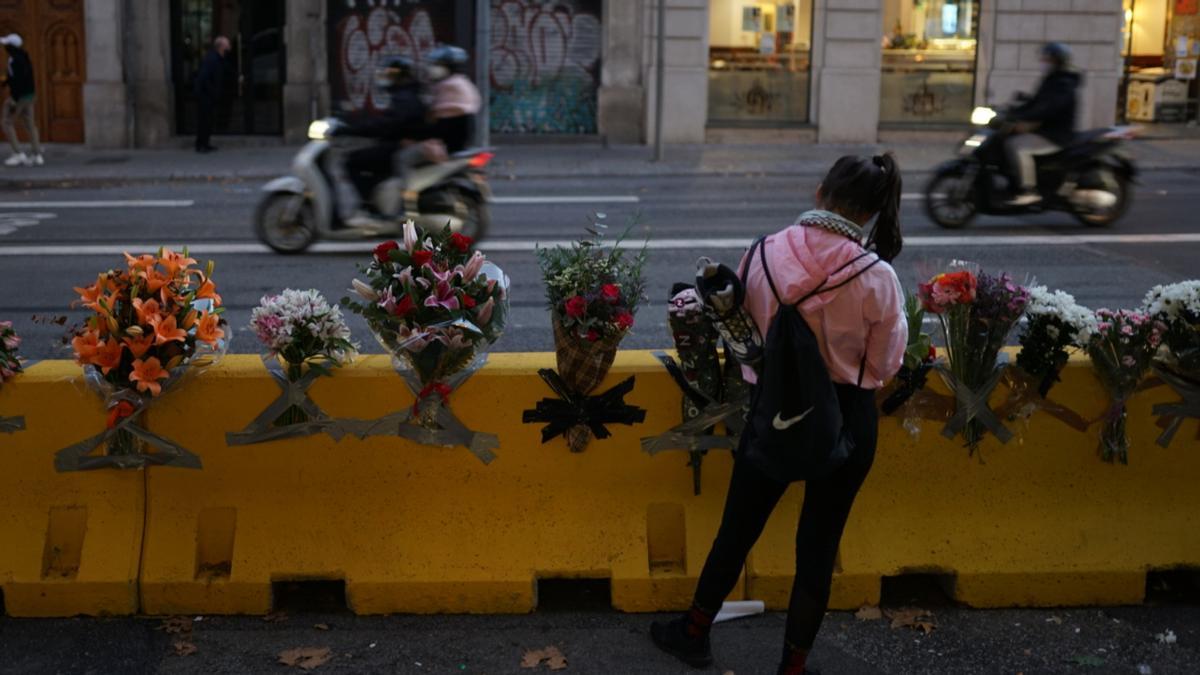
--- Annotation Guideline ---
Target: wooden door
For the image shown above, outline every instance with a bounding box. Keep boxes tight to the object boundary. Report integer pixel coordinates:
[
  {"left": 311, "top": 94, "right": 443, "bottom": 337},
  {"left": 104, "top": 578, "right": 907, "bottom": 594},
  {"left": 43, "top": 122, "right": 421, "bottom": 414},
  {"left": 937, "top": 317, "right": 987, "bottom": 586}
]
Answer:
[{"left": 0, "top": 0, "right": 86, "bottom": 143}]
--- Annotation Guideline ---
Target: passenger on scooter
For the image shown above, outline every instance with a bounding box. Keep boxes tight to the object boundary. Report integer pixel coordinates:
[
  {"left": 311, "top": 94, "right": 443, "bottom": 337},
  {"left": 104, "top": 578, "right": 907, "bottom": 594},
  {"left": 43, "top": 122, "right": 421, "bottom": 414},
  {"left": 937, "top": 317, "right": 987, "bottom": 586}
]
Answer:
[
  {"left": 341, "top": 57, "right": 430, "bottom": 223},
  {"left": 424, "top": 46, "right": 482, "bottom": 154},
  {"left": 1006, "top": 42, "right": 1081, "bottom": 206}
]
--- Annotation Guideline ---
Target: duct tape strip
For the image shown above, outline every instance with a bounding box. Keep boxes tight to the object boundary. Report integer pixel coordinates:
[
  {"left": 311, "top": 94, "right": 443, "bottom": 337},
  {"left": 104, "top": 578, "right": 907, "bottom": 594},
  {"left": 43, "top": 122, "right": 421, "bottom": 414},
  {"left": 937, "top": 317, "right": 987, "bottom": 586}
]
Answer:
[
  {"left": 640, "top": 352, "right": 742, "bottom": 456},
  {"left": 522, "top": 369, "right": 647, "bottom": 446},
  {"left": 332, "top": 355, "right": 499, "bottom": 465},
  {"left": 225, "top": 355, "right": 336, "bottom": 446},
  {"left": 1151, "top": 362, "right": 1200, "bottom": 449},
  {"left": 0, "top": 415, "right": 24, "bottom": 434},
  {"left": 937, "top": 363, "right": 1014, "bottom": 445}
]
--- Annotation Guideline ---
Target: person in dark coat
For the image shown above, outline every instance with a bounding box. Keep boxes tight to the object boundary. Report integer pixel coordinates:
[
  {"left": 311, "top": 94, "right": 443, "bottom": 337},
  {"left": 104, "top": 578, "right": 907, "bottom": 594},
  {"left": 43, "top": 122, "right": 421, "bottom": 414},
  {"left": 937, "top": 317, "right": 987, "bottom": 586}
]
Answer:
[
  {"left": 1006, "top": 42, "right": 1081, "bottom": 205},
  {"left": 194, "top": 36, "right": 230, "bottom": 153},
  {"left": 1, "top": 33, "right": 42, "bottom": 166},
  {"left": 340, "top": 57, "right": 433, "bottom": 220}
]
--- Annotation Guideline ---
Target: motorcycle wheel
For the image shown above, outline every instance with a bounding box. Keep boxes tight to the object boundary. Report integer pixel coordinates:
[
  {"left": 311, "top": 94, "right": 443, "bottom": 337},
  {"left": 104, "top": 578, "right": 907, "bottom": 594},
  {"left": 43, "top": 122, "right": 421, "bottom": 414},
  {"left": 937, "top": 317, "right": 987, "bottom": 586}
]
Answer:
[
  {"left": 924, "top": 165, "right": 978, "bottom": 229},
  {"left": 255, "top": 192, "right": 317, "bottom": 254},
  {"left": 424, "top": 189, "right": 490, "bottom": 242},
  {"left": 1072, "top": 169, "right": 1131, "bottom": 228}
]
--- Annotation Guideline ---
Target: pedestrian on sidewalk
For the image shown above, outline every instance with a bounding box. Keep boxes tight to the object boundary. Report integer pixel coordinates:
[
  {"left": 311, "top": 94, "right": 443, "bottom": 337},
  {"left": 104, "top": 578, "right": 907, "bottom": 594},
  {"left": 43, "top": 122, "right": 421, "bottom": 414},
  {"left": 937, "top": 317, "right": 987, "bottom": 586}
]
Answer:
[
  {"left": 651, "top": 155, "right": 908, "bottom": 675},
  {"left": 1, "top": 33, "right": 43, "bottom": 167},
  {"left": 194, "top": 36, "right": 230, "bottom": 153}
]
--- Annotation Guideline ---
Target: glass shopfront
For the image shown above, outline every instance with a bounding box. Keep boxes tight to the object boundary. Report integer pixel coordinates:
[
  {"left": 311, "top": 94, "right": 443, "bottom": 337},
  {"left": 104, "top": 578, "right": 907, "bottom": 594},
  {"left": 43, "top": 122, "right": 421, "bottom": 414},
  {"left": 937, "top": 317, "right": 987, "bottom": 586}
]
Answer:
[
  {"left": 707, "top": 0, "right": 813, "bottom": 125},
  {"left": 880, "top": 0, "right": 980, "bottom": 126},
  {"left": 1121, "top": 0, "right": 1199, "bottom": 125}
]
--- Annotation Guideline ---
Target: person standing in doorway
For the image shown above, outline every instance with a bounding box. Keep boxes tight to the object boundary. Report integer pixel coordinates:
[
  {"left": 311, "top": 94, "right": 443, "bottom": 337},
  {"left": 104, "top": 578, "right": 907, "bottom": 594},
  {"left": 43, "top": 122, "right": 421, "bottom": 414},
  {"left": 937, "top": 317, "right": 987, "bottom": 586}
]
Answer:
[
  {"left": 1, "top": 33, "right": 43, "bottom": 167},
  {"left": 194, "top": 36, "right": 231, "bottom": 153}
]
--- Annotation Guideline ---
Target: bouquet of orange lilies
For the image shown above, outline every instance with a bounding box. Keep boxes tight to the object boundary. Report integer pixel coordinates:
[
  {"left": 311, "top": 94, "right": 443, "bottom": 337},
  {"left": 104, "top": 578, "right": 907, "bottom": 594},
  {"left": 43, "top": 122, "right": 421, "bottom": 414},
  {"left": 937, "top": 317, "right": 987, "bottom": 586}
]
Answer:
[{"left": 65, "top": 248, "right": 227, "bottom": 465}]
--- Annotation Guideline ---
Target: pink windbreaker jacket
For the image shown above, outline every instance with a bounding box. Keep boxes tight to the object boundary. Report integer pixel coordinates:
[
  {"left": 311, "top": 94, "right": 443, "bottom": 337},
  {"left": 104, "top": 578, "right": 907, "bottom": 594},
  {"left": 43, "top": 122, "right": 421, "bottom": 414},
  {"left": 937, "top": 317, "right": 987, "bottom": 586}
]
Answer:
[{"left": 739, "top": 221, "right": 908, "bottom": 390}]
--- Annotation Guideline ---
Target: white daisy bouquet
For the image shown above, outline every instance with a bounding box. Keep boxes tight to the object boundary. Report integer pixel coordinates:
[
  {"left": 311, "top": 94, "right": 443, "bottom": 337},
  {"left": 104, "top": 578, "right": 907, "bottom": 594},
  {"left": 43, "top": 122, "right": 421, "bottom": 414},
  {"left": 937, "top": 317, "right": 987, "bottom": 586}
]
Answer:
[
  {"left": 1016, "top": 287, "right": 1096, "bottom": 397},
  {"left": 251, "top": 289, "right": 358, "bottom": 426},
  {"left": 1142, "top": 281, "right": 1200, "bottom": 448}
]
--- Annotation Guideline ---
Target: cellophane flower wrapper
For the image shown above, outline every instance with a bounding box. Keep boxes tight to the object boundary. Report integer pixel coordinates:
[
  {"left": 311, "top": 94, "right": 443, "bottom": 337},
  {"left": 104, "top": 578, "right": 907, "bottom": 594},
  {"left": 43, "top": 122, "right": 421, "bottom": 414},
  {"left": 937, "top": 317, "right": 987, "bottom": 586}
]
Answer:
[
  {"left": 346, "top": 224, "right": 509, "bottom": 429},
  {"left": 1142, "top": 281, "right": 1200, "bottom": 446},
  {"left": 1085, "top": 309, "right": 1163, "bottom": 463},
  {"left": 65, "top": 248, "right": 228, "bottom": 468},
  {"left": 251, "top": 289, "right": 357, "bottom": 428},
  {"left": 879, "top": 293, "right": 943, "bottom": 432}
]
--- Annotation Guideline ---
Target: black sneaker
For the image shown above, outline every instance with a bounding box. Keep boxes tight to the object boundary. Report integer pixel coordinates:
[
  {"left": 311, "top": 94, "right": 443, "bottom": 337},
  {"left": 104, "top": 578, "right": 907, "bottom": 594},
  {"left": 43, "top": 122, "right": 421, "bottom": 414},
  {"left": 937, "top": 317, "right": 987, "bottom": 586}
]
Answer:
[
  {"left": 650, "top": 617, "right": 713, "bottom": 668},
  {"left": 695, "top": 257, "right": 763, "bottom": 371}
]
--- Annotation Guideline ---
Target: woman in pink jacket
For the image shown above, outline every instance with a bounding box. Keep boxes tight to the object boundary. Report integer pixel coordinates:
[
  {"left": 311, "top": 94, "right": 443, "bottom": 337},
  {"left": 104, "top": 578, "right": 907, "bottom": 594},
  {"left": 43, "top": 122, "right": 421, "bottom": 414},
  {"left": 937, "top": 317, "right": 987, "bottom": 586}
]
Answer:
[{"left": 652, "top": 155, "right": 909, "bottom": 675}]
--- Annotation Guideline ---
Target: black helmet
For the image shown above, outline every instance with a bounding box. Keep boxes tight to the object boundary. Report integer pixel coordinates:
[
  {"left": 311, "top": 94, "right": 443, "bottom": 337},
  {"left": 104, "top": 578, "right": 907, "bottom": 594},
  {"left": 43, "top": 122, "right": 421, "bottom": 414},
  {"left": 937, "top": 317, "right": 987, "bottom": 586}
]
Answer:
[
  {"left": 426, "top": 45, "right": 469, "bottom": 74},
  {"left": 1041, "top": 42, "right": 1072, "bottom": 70},
  {"left": 378, "top": 56, "right": 416, "bottom": 87}
]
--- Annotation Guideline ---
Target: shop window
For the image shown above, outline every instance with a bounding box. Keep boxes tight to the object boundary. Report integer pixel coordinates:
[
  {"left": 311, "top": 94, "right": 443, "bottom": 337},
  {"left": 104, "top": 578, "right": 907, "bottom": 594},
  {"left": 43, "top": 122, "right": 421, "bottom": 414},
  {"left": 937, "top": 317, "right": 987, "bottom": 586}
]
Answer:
[
  {"left": 880, "top": 0, "right": 980, "bottom": 126},
  {"left": 707, "top": 1, "right": 814, "bottom": 125},
  {"left": 1122, "top": 0, "right": 1199, "bottom": 125}
]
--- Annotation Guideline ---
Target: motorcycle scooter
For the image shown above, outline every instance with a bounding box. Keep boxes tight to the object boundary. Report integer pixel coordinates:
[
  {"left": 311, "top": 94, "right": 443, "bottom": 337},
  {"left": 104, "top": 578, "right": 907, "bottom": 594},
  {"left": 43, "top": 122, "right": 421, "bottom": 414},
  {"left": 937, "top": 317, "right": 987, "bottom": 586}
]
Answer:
[
  {"left": 255, "top": 117, "right": 493, "bottom": 253},
  {"left": 924, "top": 105, "right": 1138, "bottom": 229}
]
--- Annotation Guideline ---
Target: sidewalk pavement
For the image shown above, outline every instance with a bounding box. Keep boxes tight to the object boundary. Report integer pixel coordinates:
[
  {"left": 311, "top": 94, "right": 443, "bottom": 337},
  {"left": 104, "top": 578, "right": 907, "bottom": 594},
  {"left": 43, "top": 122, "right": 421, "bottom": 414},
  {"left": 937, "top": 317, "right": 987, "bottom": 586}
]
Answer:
[{"left": 4, "top": 136, "right": 1200, "bottom": 190}]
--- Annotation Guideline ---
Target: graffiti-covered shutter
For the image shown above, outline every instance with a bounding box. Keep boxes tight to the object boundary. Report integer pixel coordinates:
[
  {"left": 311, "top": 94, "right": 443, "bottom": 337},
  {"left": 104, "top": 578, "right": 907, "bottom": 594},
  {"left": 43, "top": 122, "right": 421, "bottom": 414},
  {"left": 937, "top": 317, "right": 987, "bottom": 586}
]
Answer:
[
  {"left": 328, "top": 0, "right": 473, "bottom": 115},
  {"left": 489, "top": 0, "right": 601, "bottom": 135}
]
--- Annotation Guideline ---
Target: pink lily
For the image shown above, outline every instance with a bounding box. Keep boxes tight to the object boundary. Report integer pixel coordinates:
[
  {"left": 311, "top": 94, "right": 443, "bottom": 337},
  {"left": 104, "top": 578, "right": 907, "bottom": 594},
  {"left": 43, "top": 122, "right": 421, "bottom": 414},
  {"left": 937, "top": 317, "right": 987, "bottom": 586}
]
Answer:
[
  {"left": 462, "top": 252, "right": 485, "bottom": 281},
  {"left": 403, "top": 220, "right": 418, "bottom": 252},
  {"left": 378, "top": 286, "right": 398, "bottom": 314},
  {"left": 476, "top": 297, "right": 496, "bottom": 327},
  {"left": 424, "top": 280, "right": 461, "bottom": 311}
]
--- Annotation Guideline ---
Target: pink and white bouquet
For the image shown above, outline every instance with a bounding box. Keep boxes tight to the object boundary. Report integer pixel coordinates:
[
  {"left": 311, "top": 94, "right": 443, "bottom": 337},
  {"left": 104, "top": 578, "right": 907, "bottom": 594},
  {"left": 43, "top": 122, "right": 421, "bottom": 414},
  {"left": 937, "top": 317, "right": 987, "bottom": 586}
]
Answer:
[
  {"left": 251, "top": 289, "right": 357, "bottom": 426},
  {"left": 919, "top": 267, "right": 1030, "bottom": 454},
  {"left": 0, "top": 320, "right": 21, "bottom": 386},
  {"left": 1085, "top": 309, "right": 1164, "bottom": 463},
  {"left": 1142, "top": 281, "right": 1200, "bottom": 447},
  {"left": 345, "top": 222, "right": 508, "bottom": 426}
]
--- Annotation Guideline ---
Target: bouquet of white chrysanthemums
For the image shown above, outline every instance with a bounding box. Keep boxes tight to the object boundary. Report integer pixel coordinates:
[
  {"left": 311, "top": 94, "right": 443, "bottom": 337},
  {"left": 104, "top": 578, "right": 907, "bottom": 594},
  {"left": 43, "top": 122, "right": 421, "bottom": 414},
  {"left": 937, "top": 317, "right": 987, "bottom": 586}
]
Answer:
[
  {"left": 1016, "top": 286, "right": 1097, "bottom": 397},
  {"left": 1144, "top": 281, "right": 1200, "bottom": 369},
  {"left": 251, "top": 289, "right": 357, "bottom": 426}
]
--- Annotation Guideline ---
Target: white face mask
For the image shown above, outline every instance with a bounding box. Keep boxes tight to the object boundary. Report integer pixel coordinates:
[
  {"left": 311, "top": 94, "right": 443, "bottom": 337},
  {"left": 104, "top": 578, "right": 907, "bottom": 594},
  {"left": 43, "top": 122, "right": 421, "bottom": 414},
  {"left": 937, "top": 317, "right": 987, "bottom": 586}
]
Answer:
[{"left": 427, "top": 65, "right": 450, "bottom": 82}]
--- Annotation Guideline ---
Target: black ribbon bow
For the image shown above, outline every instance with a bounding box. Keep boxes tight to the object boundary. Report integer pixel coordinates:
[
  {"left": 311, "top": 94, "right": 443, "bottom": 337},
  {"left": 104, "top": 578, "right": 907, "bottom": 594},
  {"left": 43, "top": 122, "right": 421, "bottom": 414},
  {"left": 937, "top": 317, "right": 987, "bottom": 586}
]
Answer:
[{"left": 522, "top": 369, "right": 646, "bottom": 444}]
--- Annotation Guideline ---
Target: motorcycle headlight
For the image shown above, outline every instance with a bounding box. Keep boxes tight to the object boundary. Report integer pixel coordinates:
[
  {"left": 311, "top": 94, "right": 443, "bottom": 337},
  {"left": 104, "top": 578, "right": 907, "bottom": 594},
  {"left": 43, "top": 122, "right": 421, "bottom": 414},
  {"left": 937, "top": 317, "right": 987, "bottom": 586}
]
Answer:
[
  {"left": 307, "top": 120, "right": 331, "bottom": 140},
  {"left": 970, "top": 106, "right": 997, "bottom": 126}
]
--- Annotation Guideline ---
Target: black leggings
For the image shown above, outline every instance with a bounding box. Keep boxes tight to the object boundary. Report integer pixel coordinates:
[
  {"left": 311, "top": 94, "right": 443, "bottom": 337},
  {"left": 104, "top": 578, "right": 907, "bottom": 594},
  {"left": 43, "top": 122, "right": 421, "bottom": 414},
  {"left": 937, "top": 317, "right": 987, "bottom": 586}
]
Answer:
[{"left": 693, "top": 383, "right": 878, "bottom": 649}]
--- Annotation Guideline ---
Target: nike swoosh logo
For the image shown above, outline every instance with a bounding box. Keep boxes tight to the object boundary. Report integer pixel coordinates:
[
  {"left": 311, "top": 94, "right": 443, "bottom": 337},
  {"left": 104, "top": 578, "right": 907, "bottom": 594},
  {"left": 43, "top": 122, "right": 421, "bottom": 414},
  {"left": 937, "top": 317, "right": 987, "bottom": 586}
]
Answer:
[{"left": 772, "top": 406, "right": 815, "bottom": 431}]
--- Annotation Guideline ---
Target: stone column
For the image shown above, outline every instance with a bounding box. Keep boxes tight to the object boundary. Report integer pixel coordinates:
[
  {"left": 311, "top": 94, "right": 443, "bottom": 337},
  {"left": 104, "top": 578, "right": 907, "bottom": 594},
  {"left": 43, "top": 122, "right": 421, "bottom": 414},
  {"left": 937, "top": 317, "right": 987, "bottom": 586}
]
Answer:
[
  {"left": 284, "top": 0, "right": 328, "bottom": 144},
  {"left": 127, "top": 1, "right": 174, "bottom": 147},
  {"left": 812, "top": 0, "right": 883, "bottom": 143},
  {"left": 643, "top": 0, "right": 708, "bottom": 144},
  {"left": 981, "top": 0, "right": 1124, "bottom": 130},
  {"left": 598, "top": 0, "right": 645, "bottom": 144},
  {"left": 82, "top": 0, "right": 127, "bottom": 148}
]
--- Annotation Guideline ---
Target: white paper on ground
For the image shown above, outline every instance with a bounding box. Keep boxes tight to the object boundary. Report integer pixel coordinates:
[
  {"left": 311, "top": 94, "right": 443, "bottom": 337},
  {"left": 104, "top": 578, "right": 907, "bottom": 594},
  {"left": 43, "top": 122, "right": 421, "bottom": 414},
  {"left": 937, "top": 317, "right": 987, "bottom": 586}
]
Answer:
[{"left": 714, "top": 600, "right": 766, "bottom": 624}]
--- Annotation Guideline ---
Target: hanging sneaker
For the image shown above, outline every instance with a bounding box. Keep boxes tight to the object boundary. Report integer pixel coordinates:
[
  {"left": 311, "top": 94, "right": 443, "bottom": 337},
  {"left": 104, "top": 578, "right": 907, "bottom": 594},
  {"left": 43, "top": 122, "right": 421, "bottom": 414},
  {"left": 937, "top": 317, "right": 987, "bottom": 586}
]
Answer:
[
  {"left": 3, "top": 152, "right": 29, "bottom": 167},
  {"left": 30, "top": 154, "right": 44, "bottom": 166},
  {"left": 695, "top": 257, "right": 763, "bottom": 371}
]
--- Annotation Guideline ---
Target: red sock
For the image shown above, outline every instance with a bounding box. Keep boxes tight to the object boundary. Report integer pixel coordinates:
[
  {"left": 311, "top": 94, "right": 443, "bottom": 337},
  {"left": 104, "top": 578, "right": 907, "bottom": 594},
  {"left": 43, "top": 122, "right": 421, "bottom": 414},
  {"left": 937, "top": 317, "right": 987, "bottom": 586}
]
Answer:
[
  {"left": 685, "top": 606, "right": 715, "bottom": 639},
  {"left": 779, "top": 645, "right": 809, "bottom": 674}
]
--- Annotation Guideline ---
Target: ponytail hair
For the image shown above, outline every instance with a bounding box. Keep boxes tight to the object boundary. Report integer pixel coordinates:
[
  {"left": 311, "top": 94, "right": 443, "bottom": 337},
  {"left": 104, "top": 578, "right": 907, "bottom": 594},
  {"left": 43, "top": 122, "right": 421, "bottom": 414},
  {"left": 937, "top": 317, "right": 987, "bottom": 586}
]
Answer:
[
  {"left": 866, "top": 153, "right": 903, "bottom": 263},
  {"left": 815, "top": 152, "right": 904, "bottom": 263}
]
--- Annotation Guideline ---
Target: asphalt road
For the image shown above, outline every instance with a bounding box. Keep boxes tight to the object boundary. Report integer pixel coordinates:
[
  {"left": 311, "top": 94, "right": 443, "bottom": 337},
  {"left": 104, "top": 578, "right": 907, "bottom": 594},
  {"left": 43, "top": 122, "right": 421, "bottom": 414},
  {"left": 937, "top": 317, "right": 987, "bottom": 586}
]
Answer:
[{"left": 1, "top": 169, "right": 1198, "bottom": 359}]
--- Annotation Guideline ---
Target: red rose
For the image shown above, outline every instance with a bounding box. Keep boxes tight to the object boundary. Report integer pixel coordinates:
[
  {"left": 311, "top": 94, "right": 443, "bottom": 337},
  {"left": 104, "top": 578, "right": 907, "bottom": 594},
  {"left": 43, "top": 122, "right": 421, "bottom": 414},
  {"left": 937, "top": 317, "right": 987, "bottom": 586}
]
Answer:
[
  {"left": 392, "top": 294, "right": 417, "bottom": 317},
  {"left": 927, "top": 345, "right": 937, "bottom": 362},
  {"left": 411, "top": 249, "right": 433, "bottom": 267},
  {"left": 564, "top": 295, "right": 588, "bottom": 319},
  {"left": 615, "top": 311, "right": 634, "bottom": 331},
  {"left": 601, "top": 283, "right": 621, "bottom": 304},
  {"left": 374, "top": 241, "right": 400, "bottom": 263},
  {"left": 585, "top": 329, "right": 600, "bottom": 342},
  {"left": 463, "top": 295, "right": 477, "bottom": 309},
  {"left": 449, "top": 233, "right": 473, "bottom": 253}
]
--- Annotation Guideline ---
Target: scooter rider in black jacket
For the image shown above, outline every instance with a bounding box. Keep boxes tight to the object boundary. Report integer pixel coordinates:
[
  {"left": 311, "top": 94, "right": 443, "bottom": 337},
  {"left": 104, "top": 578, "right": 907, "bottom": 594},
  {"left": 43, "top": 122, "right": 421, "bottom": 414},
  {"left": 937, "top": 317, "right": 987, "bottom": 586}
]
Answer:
[{"left": 1006, "top": 42, "right": 1081, "bottom": 206}]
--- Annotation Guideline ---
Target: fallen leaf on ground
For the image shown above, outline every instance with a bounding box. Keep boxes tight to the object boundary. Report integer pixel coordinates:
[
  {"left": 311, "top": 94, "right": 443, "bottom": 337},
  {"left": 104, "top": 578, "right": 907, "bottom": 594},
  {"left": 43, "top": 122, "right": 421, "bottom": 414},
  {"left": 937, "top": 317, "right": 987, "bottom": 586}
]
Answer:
[
  {"left": 173, "top": 641, "right": 197, "bottom": 656},
  {"left": 1046, "top": 616, "right": 1063, "bottom": 625},
  {"left": 313, "top": 623, "right": 330, "bottom": 631},
  {"left": 884, "top": 608, "right": 937, "bottom": 634},
  {"left": 263, "top": 610, "right": 289, "bottom": 623},
  {"left": 279, "top": 647, "right": 332, "bottom": 670},
  {"left": 855, "top": 606, "right": 883, "bottom": 621},
  {"left": 158, "top": 616, "right": 193, "bottom": 635},
  {"left": 520, "top": 646, "right": 568, "bottom": 671}
]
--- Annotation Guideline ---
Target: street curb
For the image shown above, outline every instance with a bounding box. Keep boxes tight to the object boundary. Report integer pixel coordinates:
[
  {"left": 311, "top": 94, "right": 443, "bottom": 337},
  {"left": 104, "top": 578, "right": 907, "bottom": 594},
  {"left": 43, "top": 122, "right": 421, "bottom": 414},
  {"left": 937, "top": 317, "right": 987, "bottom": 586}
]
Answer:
[{"left": 1, "top": 351, "right": 1195, "bottom": 616}]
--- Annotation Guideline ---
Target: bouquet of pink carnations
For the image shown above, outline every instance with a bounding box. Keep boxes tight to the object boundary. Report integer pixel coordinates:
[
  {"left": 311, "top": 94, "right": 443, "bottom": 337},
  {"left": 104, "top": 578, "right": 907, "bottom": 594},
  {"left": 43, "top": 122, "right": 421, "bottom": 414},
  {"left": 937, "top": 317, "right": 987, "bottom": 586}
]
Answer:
[
  {"left": 1085, "top": 309, "right": 1164, "bottom": 463},
  {"left": 0, "top": 320, "right": 21, "bottom": 386}
]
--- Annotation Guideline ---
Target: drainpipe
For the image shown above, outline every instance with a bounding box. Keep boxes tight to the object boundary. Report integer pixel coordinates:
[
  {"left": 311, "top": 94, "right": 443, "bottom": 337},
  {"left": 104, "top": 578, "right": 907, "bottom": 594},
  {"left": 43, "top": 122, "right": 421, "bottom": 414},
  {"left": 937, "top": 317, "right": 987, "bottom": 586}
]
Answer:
[
  {"left": 653, "top": 0, "right": 666, "bottom": 161},
  {"left": 122, "top": 0, "right": 137, "bottom": 148}
]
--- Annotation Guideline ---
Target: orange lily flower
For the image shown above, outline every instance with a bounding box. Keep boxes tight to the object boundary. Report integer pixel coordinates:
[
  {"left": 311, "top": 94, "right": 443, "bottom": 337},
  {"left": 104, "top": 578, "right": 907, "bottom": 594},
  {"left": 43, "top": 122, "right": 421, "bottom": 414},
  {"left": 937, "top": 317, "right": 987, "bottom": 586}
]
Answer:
[
  {"left": 92, "top": 338, "right": 125, "bottom": 374},
  {"left": 71, "top": 329, "right": 101, "bottom": 365},
  {"left": 195, "top": 312, "right": 225, "bottom": 347},
  {"left": 152, "top": 315, "right": 187, "bottom": 345},
  {"left": 159, "top": 249, "right": 198, "bottom": 277},
  {"left": 123, "top": 333, "right": 155, "bottom": 359},
  {"left": 143, "top": 268, "right": 171, "bottom": 294},
  {"left": 73, "top": 276, "right": 108, "bottom": 310},
  {"left": 181, "top": 309, "right": 199, "bottom": 330},
  {"left": 129, "top": 357, "right": 170, "bottom": 397},
  {"left": 195, "top": 277, "right": 222, "bottom": 306},
  {"left": 124, "top": 252, "right": 157, "bottom": 273},
  {"left": 133, "top": 297, "right": 162, "bottom": 325}
]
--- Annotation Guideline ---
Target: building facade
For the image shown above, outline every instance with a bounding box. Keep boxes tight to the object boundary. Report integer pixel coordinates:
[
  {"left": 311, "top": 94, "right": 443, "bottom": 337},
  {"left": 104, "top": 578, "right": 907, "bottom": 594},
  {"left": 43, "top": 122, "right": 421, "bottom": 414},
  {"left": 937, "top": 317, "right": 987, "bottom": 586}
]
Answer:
[{"left": 4, "top": 1, "right": 1189, "bottom": 149}]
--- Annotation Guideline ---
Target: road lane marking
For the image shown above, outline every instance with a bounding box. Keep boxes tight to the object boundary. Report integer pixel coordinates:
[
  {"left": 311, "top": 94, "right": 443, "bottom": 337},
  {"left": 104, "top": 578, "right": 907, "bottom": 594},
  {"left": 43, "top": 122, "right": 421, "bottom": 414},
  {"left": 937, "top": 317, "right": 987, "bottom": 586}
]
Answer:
[
  {"left": 1, "top": 232, "right": 1199, "bottom": 256},
  {"left": 0, "top": 212, "right": 55, "bottom": 236},
  {"left": 0, "top": 200, "right": 196, "bottom": 208},
  {"left": 491, "top": 195, "right": 640, "bottom": 204}
]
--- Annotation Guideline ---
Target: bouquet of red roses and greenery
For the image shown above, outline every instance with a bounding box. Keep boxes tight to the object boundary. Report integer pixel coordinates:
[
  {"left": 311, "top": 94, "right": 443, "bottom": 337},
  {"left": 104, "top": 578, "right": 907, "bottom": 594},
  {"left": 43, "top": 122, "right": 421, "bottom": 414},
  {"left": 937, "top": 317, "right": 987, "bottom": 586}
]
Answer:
[{"left": 345, "top": 222, "right": 508, "bottom": 427}]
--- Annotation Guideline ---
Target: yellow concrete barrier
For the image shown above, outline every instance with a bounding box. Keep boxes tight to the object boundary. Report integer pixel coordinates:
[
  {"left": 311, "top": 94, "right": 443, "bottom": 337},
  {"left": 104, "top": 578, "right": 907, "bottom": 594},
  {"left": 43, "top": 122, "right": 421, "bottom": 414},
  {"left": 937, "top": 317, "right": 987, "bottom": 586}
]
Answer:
[
  {"left": 2, "top": 352, "right": 1197, "bottom": 617},
  {"left": 0, "top": 362, "right": 144, "bottom": 617}
]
